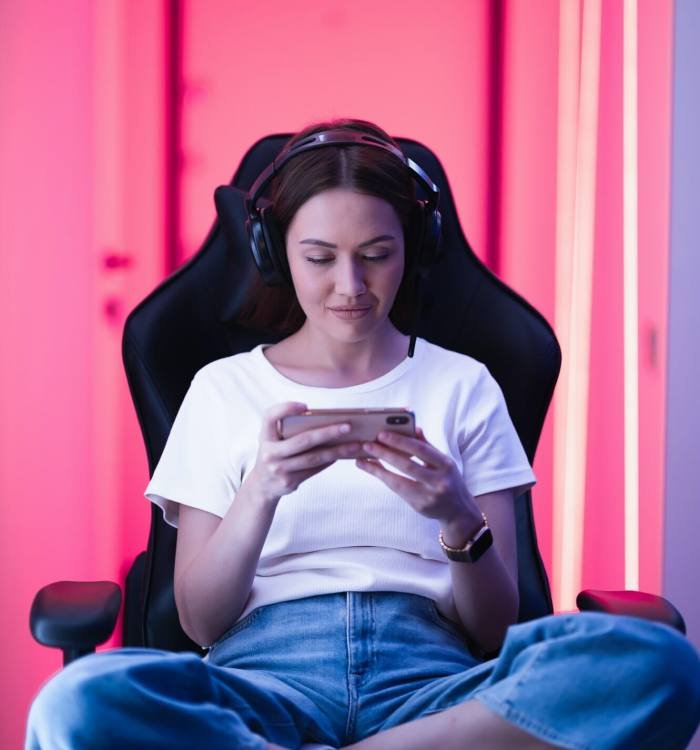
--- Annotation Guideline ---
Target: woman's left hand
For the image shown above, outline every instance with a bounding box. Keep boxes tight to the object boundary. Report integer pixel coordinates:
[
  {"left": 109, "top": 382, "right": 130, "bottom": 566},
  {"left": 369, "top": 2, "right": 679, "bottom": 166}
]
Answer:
[{"left": 356, "top": 427, "right": 482, "bottom": 530}]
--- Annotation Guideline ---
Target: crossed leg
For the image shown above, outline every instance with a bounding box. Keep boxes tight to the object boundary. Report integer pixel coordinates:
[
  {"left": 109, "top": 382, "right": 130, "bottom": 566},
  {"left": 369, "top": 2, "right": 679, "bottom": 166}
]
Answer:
[
  {"left": 266, "top": 699, "right": 559, "bottom": 750},
  {"left": 340, "top": 699, "right": 559, "bottom": 750}
]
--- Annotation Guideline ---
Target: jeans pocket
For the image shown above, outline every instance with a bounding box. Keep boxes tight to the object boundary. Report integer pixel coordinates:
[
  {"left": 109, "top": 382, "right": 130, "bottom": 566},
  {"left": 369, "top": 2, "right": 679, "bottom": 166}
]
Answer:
[
  {"left": 425, "top": 599, "right": 467, "bottom": 639},
  {"left": 207, "top": 606, "right": 265, "bottom": 656}
]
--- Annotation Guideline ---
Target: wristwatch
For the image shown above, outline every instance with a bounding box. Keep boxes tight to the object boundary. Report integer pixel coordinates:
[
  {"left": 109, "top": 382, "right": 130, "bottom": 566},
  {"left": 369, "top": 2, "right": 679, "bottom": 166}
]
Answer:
[{"left": 439, "top": 512, "right": 493, "bottom": 563}]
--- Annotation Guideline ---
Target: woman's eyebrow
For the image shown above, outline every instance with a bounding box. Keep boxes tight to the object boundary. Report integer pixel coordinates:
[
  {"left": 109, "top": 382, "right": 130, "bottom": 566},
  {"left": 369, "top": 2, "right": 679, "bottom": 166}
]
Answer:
[{"left": 299, "top": 234, "right": 396, "bottom": 249}]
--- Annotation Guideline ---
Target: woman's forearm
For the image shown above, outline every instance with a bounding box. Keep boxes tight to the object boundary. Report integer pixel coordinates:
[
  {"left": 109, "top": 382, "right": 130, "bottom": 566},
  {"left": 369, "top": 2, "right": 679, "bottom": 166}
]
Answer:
[
  {"left": 175, "top": 476, "right": 276, "bottom": 648},
  {"left": 447, "top": 546, "right": 519, "bottom": 657},
  {"left": 443, "top": 508, "right": 519, "bottom": 653}
]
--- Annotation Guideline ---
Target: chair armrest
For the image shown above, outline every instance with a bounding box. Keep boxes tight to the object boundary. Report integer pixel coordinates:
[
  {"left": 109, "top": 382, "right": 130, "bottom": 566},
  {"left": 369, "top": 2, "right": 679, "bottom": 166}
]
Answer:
[
  {"left": 576, "top": 589, "right": 686, "bottom": 634},
  {"left": 30, "top": 581, "right": 122, "bottom": 665}
]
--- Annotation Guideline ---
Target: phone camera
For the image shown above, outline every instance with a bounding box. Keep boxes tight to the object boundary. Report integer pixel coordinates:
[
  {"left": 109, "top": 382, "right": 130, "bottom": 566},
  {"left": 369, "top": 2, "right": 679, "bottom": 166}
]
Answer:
[{"left": 386, "top": 416, "right": 409, "bottom": 425}]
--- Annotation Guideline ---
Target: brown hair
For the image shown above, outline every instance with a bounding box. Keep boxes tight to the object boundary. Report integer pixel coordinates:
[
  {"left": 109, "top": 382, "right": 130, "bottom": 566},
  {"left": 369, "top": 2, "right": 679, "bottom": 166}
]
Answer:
[{"left": 237, "top": 117, "right": 418, "bottom": 335}]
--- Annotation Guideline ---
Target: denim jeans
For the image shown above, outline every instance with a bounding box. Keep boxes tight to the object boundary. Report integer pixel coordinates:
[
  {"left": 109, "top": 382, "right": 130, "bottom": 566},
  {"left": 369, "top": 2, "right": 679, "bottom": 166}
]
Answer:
[{"left": 25, "top": 592, "right": 700, "bottom": 750}]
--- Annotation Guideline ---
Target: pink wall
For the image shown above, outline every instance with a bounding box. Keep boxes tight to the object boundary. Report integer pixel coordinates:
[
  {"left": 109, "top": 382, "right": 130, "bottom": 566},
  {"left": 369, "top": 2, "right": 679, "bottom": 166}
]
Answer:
[
  {"left": 583, "top": 0, "right": 627, "bottom": 591},
  {"left": 498, "top": 0, "right": 560, "bottom": 582},
  {"left": 581, "top": 0, "right": 671, "bottom": 595},
  {"left": 1, "top": 6, "right": 97, "bottom": 750},
  {"left": 637, "top": 0, "right": 672, "bottom": 594},
  {"left": 0, "top": 2, "right": 165, "bottom": 748},
  {"left": 178, "top": 0, "right": 493, "bottom": 262},
  {"left": 1, "top": 1, "right": 676, "bottom": 747}
]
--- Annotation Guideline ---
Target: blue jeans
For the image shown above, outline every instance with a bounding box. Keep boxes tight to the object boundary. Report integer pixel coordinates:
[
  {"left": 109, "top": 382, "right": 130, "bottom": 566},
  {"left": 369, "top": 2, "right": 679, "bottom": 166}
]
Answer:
[{"left": 25, "top": 592, "right": 700, "bottom": 749}]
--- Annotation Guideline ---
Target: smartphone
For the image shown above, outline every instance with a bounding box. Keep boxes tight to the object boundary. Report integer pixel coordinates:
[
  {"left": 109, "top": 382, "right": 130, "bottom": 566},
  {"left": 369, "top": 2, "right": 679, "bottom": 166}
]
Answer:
[{"left": 277, "top": 408, "right": 416, "bottom": 458}]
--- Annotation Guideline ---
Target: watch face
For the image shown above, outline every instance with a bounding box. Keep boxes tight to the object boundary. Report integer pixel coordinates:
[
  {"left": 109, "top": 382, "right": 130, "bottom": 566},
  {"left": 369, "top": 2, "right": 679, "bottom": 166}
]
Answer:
[{"left": 469, "top": 527, "right": 494, "bottom": 562}]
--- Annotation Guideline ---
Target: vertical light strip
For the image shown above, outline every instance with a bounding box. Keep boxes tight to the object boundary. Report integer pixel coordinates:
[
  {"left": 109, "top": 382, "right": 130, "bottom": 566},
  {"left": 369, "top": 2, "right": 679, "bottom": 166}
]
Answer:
[
  {"left": 555, "top": 0, "right": 602, "bottom": 611},
  {"left": 623, "top": 0, "right": 640, "bottom": 590},
  {"left": 553, "top": 0, "right": 581, "bottom": 612}
]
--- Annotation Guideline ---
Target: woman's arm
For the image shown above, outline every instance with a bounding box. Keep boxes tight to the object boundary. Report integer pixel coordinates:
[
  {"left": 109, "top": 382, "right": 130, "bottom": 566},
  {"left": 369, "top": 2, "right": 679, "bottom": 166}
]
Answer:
[
  {"left": 174, "top": 474, "right": 276, "bottom": 648},
  {"left": 173, "top": 401, "right": 362, "bottom": 648},
  {"left": 441, "top": 488, "right": 519, "bottom": 656}
]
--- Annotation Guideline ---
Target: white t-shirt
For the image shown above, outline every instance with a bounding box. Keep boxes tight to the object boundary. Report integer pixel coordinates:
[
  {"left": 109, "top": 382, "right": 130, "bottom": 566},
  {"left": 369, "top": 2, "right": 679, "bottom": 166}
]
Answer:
[{"left": 145, "top": 337, "right": 536, "bottom": 631}]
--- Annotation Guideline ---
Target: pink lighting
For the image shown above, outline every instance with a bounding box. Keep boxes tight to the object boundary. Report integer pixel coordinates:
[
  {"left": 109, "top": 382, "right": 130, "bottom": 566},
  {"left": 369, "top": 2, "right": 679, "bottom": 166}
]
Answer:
[
  {"left": 553, "top": 0, "right": 602, "bottom": 611},
  {"left": 551, "top": 0, "right": 671, "bottom": 611},
  {"left": 0, "top": 1, "right": 676, "bottom": 747},
  {"left": 622, "top": 0, "right": 640, "bottom": 590}
]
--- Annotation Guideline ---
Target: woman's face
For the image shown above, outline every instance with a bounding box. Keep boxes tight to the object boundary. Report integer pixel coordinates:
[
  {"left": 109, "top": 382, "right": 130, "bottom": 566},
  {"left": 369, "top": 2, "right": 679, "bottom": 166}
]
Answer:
[{"left": 285, "top": 188, "right": 405, "bottom": 344}]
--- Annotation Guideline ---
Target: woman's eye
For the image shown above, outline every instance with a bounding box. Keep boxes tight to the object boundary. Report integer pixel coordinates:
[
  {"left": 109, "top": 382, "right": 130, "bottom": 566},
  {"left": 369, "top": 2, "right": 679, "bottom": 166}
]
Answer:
[{"left": 304, "top": 253, "right": 390, "bottom": 265}]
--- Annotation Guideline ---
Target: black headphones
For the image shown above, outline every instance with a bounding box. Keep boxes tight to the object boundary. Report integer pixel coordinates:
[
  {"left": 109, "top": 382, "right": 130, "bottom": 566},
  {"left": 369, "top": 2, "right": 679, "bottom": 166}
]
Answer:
[{"left": 243, "top": 128, "right": 442, "bottom": 287}]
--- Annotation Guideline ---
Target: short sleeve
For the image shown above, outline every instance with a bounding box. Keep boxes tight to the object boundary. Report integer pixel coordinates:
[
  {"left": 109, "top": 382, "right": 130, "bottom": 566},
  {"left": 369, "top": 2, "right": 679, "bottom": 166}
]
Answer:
[
  {"left": 144, "top": 370, "right": 239, "bottom": 529},
  {"left": 459, "top": 364, "right": 537, "bottom": 499}
]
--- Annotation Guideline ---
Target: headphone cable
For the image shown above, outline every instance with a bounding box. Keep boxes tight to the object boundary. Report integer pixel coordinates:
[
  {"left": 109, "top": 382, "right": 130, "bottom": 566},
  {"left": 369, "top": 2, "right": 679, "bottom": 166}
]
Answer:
[{"left": 407, "top": 272, "right": 424, "bottom": 358}]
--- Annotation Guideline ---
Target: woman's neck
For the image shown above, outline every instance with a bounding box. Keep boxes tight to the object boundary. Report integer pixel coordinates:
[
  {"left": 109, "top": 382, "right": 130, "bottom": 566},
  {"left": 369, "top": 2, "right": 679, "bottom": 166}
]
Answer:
[{"left": 265, "top": 324, "right": 410, "bottom": 386}]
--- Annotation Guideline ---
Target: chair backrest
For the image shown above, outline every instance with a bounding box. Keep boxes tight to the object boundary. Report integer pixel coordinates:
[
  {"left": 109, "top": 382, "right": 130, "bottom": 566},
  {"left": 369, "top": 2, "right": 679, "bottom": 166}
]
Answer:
[{"left": 122, "top": 134, "right": 561, "bottom": 653}]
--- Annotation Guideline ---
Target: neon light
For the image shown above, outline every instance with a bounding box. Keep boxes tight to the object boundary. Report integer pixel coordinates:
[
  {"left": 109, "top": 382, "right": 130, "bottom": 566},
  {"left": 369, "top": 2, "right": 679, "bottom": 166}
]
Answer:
[
  {"left": 554, "top": 0, "right": 601, "bottom": 611},
  {"left": 623, "top": 0, "right": 639, "bottom": 590},
  {"left": 553, "top": 0, "right": 581, "bottom": 612}
]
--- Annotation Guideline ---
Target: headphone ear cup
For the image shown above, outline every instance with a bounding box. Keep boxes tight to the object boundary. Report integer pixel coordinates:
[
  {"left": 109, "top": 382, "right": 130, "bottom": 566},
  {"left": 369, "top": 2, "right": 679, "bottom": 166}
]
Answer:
[
  {"left": 259, "top": 203, "right": 290, "bottom": 286},
  {"left": 251, "top": 201, "right": 288, "bottom": 286},
  {"left": 247, "top": 212, "right": 276, "bottom": 285}
]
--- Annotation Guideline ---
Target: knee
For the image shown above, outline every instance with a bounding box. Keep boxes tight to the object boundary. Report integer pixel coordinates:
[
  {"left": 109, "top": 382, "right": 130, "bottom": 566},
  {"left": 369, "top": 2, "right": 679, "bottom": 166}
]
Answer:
[
  {"left": 557, "top": 613, "right": 700, "bottom": 743},
  {"left": 638, "top": 621, "right": 700, "bottom": 722},
  {"left": 534, "top": 613, "right": 700, "bottom": 702},
  {"left": 26, "top": 649, "right": 170, "bottom": 749},
  {"left": 27, "top": 652, "right": 111, "bottom": 748},
  {"left": 600, "top": 615, "right": 700, "bottom": 735}
]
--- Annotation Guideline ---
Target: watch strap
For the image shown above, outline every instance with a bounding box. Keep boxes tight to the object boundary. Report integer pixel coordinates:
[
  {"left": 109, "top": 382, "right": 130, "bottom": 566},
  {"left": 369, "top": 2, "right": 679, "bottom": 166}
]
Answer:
[{"left": 439, "top": 512, "right": 493, "bottom": 563}]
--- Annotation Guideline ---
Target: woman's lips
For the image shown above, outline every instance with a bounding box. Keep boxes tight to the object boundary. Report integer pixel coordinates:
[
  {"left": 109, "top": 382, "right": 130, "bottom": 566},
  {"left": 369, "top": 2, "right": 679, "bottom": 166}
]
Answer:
[{"left": 328, "top": 306, "right": 372, "bottom": 320}]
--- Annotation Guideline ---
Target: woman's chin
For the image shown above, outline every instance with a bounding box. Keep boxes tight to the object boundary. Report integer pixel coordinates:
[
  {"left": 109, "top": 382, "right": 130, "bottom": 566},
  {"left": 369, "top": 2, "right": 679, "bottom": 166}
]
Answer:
[{"left": 300, "top": 309, "right": 398, "bottom": 344}]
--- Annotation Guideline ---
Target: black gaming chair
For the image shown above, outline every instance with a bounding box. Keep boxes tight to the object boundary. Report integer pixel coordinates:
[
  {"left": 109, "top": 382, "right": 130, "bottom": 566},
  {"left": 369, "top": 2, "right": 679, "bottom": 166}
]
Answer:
[{"left": 29, "top": 133, "right": 686, "bottom": 667}]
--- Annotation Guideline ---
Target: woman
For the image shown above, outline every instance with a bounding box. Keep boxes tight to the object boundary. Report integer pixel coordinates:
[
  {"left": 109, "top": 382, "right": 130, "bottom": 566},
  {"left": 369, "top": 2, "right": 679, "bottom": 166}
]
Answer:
[{"left": 26, "top": 118, "right": 700, "bottom": 750}]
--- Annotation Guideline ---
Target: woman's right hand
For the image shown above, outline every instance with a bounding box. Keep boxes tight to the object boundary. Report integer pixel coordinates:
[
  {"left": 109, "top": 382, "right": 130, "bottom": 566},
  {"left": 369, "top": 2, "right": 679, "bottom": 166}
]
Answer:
[{"left": 246, "top": 402, "right": 361, "bottom": 508}]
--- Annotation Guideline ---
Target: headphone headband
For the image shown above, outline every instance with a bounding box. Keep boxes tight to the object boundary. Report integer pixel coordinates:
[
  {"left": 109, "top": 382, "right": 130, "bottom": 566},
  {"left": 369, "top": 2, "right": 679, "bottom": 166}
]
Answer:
[{"left": 245, "top": 128, "right": 440, "bottom": 215}]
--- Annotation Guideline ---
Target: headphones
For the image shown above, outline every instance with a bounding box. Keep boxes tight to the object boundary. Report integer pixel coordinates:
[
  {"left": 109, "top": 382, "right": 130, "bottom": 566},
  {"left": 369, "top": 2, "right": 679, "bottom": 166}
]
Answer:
[{"left": 243, "top": 128, "right": 442, "bottom": 287}]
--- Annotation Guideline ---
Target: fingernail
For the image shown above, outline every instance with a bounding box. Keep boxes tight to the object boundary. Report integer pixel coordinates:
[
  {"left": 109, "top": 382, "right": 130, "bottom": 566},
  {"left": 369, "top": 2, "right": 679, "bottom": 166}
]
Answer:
[{"left": 339, "top": 424, "right": 351, "bottom": 433}]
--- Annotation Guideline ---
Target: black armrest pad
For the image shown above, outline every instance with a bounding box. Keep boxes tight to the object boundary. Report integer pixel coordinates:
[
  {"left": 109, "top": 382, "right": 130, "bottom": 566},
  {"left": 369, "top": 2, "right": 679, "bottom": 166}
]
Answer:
[
  {"left": 576, "top": 589, "right": 686, "bottom": 634},
  {"left": 30, "top": 581, "right": 122, "bottom": 650}
]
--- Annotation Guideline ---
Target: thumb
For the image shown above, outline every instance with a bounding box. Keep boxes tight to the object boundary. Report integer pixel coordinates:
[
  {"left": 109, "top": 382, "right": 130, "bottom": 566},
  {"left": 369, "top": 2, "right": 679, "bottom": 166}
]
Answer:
[{"left": 262, "top": 401, "right": 308, "bottom": 441}]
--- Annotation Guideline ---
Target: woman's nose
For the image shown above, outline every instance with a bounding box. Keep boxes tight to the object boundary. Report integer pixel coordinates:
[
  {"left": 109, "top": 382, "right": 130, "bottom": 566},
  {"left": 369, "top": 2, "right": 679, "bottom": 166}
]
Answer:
[{"left": 334, "top": 259, "right": 367, "bottom": 296}]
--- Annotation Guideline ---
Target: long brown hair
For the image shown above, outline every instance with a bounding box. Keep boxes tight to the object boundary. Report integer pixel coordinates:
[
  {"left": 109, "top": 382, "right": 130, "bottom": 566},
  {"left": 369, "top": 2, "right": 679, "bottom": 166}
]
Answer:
[{"left": 237, "top": 117, "right": 418, "bottom": 335}]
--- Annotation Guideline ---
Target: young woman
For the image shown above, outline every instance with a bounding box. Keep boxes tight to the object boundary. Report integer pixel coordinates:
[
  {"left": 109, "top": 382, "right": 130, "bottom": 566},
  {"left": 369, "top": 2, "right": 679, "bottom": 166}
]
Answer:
[{"left": 26, "top": 119, "right": 700, "bottom": 750}]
